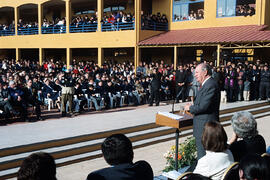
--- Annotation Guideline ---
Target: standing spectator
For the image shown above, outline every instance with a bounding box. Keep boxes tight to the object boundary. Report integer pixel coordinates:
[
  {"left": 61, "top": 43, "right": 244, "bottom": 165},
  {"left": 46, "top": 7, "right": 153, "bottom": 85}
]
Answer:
[
  {"left": 149, "top": 68, "right": 161, "bottom": 106},
  {"left": 250, "top": 65, "right": 260, "bottom": 100},
  {"left": 259, "top": 65, "right": 270, "bottom": 100},
  {"left": 243, "top": 78, "right": 251, "bottom": 101},
  {"left": 175, "top": 65, "right": 186, "bottom": 103},
  {"left": 236, "top": 67, "right": 244, "bottom": 101}
]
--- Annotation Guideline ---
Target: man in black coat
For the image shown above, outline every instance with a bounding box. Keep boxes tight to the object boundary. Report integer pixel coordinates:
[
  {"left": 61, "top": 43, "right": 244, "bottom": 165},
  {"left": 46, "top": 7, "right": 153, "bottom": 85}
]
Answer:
[
  {"left": 23, "top": 80, "right": 43, "bottom": 121},
  {"left": 259, "top": 65, "right": 270, "bottom": 100},
  {"left": 149, "top": 68, "right": 161, "bottom": 106},
  {"left": 184, "top": 63, "right": 220, "bottom": 159},
  {"left": 175, "top": 65, "right": 186, "bottom": 103},
  {"left": 86, "top": 134, "right": 153, "bottom": 180}
]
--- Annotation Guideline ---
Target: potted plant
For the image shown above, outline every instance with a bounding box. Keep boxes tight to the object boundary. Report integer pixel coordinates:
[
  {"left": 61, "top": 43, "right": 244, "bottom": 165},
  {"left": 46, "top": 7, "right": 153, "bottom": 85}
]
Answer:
[{"left": 163, "top": 137, "right": 197, "bottom": 172}]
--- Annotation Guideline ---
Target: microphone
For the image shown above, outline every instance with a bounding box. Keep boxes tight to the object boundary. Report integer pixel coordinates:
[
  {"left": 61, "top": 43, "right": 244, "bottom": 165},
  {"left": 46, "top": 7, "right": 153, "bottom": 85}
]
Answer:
[{"left": 172, "top": 88, "right": 183, "bottom": 113}]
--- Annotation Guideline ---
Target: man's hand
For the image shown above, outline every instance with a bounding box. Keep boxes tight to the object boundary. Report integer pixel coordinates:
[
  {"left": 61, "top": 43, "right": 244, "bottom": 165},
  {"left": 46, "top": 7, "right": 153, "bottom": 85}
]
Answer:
[
  {"left": 17, "top": 96, "right": 21, "bottom": 101},
  {"left": 184, "top": 103, "right": 192, "bottom": 111}
]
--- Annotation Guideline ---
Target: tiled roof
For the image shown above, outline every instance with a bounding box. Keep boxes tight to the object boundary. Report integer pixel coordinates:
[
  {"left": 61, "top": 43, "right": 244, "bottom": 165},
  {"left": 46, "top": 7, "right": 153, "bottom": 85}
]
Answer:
[{"left": 138, "top": 25, "right": 270, "bottom": 46}]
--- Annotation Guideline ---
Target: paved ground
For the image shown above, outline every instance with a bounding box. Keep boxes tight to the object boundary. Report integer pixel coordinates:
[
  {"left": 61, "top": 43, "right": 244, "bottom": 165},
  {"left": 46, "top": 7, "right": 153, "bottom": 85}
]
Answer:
[{"left": 2, "top": 101, "right": 269, "bottom": 180}]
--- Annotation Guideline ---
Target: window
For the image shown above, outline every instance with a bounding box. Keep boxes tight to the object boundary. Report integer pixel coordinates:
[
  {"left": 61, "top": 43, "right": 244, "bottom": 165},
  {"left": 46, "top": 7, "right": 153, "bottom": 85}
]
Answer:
[
  {"left": 173, "top": 0, "right": 204, "bottom": 22},
  {"left": 217, "top": 0, "right": 256, "bottom": 17},
  {"left": 104, "top": 6, "right": 126, "bottom": 13}
]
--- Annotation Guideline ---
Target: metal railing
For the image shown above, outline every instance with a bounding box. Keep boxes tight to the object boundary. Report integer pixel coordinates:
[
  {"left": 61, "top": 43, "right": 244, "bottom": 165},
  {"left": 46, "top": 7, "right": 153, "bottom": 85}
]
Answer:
[
  {"left": 41, "top": 25, "right": 66, "bottom": 34},
  {"left": 101, "top": 22, "right": 135, "bottom": 32},
  {"left": 142, "top": 22, "right": 168, "bottom": 31},
  {"left": 18, "top": 27, "right": 38, "bottom": 35},
  {"left": 0, "top": 29, "right": 15, "bottom": 36},
  {"left": 70, "top": 23, "right": 97, "bottom": 33}
]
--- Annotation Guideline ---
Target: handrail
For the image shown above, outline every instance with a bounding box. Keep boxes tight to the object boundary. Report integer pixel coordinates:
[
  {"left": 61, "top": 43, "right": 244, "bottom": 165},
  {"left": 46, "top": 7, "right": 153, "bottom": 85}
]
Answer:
[
  {"left": 18, "top": 27, "right": 38, "bottom": 35},
  {"left": 142, "top": 22, "right": 168, "bottom": 31},
  {"left": 101, "top": 22, "right": 135, "bottom": 32},
  {"left": 70, "top": 23, "right": 97, "bottom": 33},
  {"left": 0, "top": 29, "right": 15, "bottom": 36},
  {"left": 41, "top": 25, "right": 66, "bottom": 34}
]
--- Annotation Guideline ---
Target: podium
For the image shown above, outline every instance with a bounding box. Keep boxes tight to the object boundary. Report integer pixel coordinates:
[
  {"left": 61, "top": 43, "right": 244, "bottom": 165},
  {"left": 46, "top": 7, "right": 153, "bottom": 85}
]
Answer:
[{"left": 156, "top": 111, "right": 193, "bottom": 171}]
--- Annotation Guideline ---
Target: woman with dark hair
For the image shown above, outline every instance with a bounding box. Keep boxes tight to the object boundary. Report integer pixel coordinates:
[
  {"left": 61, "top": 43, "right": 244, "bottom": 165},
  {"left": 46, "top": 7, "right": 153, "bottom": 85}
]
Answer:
[
  {"left": 194, "top": 121, "right": 234, "bottom": 180},
  {"left": 17, "top": 152, "right": 57, "bottom": 180},
  {"left": 239, "top": 154, "right": 270, "bottom": 180}
]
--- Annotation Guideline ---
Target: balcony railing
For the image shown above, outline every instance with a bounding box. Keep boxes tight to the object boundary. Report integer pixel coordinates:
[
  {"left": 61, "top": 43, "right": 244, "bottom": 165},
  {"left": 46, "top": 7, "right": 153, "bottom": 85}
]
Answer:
[
  {"left": 142, "top": 22, "right": 168, "bottom": 31},
  {"left": 18, "top": 27, "right": 38, "bottom": 35},
  {"left": 101, "top": 22, "right": 135, "bottom": 32},
  {"left": 70, "top": 23, "right": 98, "bottom": 33},
  {"left": 0, "top": 29, "right": 15, "bottom": 36},
  {"left": 41, "top": 26, "right": 66, "bottom": 34}
]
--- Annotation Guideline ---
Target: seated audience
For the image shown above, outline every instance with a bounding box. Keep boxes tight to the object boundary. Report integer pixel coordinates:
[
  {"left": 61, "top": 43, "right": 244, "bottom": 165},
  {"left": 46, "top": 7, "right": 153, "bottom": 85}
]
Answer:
[
  {"left": 17, "top": 152, "right": 57, "bottom": 180},
  {"left": 194, "top": 121, "right": 234, "bottom": 180},
  {"left": 228, "top": 111, "right": 266, "bottom": 161},
  {"left": 239, "top": 154, "right": 269, "bottom": 180},
  {"left": 86, "top": 133, "right": 153, "bottom": 180}
]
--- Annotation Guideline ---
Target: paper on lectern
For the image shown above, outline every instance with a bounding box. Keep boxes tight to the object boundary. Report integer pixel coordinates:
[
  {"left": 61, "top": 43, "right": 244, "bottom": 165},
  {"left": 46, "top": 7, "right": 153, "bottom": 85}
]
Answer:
[{"left": 157, "top": 112, "right": 183, "bottom": 120}]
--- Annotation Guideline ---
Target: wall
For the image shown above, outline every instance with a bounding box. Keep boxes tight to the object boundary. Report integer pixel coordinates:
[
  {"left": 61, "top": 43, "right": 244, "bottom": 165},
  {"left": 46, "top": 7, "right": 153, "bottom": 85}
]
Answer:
[
  {"left": 0, "top": 31, "right": 137, "bottom": 49},
  {"left": 152, "top": 0, "right": 170, "bottom": 18}
]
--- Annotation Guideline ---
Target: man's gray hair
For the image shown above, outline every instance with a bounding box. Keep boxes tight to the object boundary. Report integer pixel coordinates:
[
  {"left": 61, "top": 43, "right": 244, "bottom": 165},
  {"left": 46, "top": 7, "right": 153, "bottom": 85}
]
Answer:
[
  {"left": 9, "top": 80, "right": 15, "bottom": 86},
  {"left": 200, "top": 63, "right": 212, "bottom": 76},
  {"left": 231, "top": 111, "right": 258, "bottom": 138}
]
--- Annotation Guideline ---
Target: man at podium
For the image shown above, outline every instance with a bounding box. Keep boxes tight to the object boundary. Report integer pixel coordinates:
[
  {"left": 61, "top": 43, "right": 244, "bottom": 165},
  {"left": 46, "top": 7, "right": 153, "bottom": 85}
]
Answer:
[{"left": 184, "top": 63, "right": 220, "bottom": 160}]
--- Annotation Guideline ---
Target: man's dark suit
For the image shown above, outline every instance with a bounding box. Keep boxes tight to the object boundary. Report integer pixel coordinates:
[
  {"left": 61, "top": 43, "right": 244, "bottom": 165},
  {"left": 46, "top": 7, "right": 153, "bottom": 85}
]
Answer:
[
  {"left": 149, "top": 72, "right": 161, "bottom": 106},
  {"left": 175, "top": 70, "right": 186, "bottom": 102},
  {"left": 189, "top": 77, "right": 220, "bottom": 159},
  {"left": 86, "top": 161, "right": 153, "bottom": 180}
]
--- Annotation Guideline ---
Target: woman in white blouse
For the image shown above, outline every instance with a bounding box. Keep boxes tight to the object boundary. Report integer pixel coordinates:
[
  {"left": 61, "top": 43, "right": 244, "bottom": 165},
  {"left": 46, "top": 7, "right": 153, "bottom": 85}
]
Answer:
[{"left": 194, "top": 121, "right": 234, "bottom": 180}]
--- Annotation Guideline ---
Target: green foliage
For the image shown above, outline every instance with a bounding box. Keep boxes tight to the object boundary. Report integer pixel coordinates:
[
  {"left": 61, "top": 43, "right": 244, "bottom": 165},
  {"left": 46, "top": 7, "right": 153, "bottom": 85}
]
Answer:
[{"left": 163, "top": 137, "right": 197, "bottom": 172}]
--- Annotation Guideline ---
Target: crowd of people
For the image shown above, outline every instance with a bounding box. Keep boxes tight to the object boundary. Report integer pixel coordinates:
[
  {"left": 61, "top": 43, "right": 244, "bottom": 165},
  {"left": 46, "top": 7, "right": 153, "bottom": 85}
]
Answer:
[
  {"left": 71, "top": 14, "right": 97, "bottom": 27},
  {"left": 236, "top": 4, "right": 256, "bottom": 17},
  {"left": 42, "top": 17, "right": 66, "bottom": 28},
  {"left": 141, "top": 12, "right": 168, "bottom": 29},
  {"left": 101, "top": 11, "right": 135, "bottom": 25},
  {"left": 174, "top": 9, "right": 204, "bottom": 21},
  {"left": 0, "top": 23, "right": 15, "bottom": 33},
  {"left": 17, "top": 112, "right": 270, "bottom": 180},
  {"left": 0, "top": 58, "right": 270, "bottom": 123}
]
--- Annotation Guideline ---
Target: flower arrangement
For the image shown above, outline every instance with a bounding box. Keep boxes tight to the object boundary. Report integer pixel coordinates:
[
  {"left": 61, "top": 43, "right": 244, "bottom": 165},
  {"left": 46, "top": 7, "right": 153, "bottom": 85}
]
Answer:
[{"left": 163, "top": 137, "right": 197, "bottom": 172}]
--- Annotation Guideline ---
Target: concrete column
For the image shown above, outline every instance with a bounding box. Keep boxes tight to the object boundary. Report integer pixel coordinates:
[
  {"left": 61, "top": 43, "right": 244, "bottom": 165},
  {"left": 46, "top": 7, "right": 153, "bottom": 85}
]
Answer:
[
  {"left": 38, "top": 3, "right": 42, "bottom": 34},
  {"left": 217, "top": 44, "right": 221, "bottom": 67},
  {"left": 135, "top": 0, "right": 142, "bottom": 43},
  {"left": 39, "top": 48, "right": 43, "bottom": 66},
  {"left": 66, "top": 0, "right": 71, "bottom": 33},
  {"left": 14, "top": 7, "right": 19, "bottom": 36},
  {"left": 67, "top": 48, "right": 71, "bottom": 69},
  {"left": 134, "top": 46, "right": 141, "bottom": 72},
  {"left": 174, "top": 46, "right": 177, "bottom": 70},
  {"left": 98, "top": 47, "right": 104, "bottom": 67},
  {"left": 97, "top": 0, "right": 104, "bottom": 32},
  {"left": 16, "top": 48, "right": 20, "bottom": 62}
]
